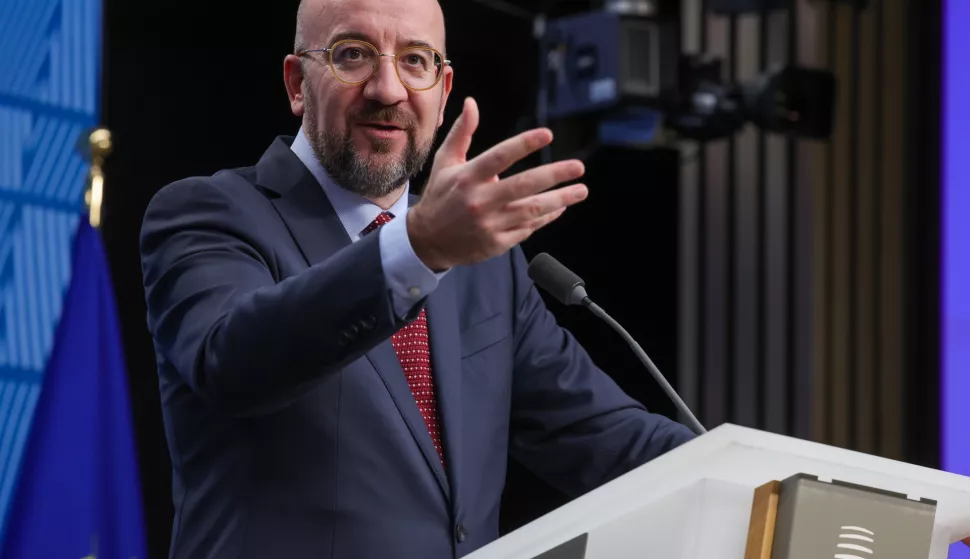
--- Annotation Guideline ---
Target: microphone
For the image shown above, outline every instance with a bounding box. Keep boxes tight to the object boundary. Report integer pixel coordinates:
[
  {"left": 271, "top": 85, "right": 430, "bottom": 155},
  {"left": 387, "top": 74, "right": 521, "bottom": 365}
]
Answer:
[{"left": 527, "top": 252, "right": 707, "bottom": 435}]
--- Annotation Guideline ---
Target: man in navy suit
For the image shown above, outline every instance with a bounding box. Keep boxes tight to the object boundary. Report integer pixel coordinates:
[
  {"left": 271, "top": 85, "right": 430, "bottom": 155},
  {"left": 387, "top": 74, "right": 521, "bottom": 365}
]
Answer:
[{"left": 139, "top": 0, "right": 697, "bottom": 557}]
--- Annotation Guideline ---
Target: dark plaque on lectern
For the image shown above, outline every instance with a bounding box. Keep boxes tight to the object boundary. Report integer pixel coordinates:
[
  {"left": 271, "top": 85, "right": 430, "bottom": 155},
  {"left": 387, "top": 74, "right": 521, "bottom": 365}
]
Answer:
[
  {"left": 530, "top": 533, "right": 588, "bottom": 559},
  {"left": 771, "top": 473, "right": 937, "bottom": 559}
]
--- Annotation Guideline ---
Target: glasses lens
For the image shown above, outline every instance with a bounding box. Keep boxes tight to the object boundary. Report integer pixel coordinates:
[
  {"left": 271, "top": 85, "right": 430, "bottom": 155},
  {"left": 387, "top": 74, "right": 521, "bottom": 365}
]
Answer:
[
  {"left": 397, "top": 47, "right": 443, "bottom": 90},
  {"left": 330, "top": 41, "right": 379, "bottom": 83}
]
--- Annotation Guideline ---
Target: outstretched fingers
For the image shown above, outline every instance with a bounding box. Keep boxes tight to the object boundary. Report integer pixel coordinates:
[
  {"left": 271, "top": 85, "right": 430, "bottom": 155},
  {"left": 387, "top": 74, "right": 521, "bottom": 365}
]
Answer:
[
  {"left": 436, "top": 97, "right": 480, "bottom": 166},
  {"left": 493, "top": 183, "right": 588, "bottom": 232},
  {"left": 464, "top": 128, "right": 554, "bottom": 182},
  {"left": 492, "top": 159, "right": 585, "bottom": 204}
]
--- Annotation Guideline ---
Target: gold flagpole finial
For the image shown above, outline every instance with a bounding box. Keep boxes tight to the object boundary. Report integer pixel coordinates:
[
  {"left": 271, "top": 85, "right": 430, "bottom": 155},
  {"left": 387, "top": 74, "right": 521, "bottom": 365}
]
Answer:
[
  {"left": 79, "top": 127, "right": 112, "bottom": 229},
  {"left": 81, "top": 533, "right": 98, "bottom": 559}
]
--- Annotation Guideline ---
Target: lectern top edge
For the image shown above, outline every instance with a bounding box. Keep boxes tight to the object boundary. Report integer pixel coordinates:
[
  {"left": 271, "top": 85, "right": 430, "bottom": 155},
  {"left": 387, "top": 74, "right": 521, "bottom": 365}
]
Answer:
[{"left": 464, "top": 424, "right": 970, "bottom": 559}]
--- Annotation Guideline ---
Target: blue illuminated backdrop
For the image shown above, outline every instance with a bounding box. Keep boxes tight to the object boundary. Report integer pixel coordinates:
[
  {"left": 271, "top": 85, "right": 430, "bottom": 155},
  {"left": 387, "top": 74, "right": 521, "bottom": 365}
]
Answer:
[{"left": 0, "top": 0, "right": 100, "bottom": 543}]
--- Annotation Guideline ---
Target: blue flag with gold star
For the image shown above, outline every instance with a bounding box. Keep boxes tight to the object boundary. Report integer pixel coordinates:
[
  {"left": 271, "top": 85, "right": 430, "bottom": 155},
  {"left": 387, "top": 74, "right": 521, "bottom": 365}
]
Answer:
[{"left": 0, "top": 217, "right": 148, "bottom": 559}]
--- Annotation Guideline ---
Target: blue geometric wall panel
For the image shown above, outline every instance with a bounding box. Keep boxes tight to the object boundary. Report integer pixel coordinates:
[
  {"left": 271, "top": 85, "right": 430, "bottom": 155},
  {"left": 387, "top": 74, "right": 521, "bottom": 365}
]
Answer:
[{"left": 0, "top": 0, "right": 100, "bottom": 541}]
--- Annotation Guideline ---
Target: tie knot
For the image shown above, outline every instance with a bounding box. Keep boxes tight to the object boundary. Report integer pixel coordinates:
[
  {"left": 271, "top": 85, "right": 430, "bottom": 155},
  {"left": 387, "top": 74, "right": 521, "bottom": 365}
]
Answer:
[{"left": 361, "top": 211, "right": 395, "bottom": 236}]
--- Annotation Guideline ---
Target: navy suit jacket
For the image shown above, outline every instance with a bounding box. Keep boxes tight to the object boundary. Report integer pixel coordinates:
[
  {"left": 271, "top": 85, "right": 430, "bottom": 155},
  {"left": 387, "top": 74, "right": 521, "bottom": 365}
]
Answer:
[{"left": 139, "top": 136, "right": 696, "bottom": 559}]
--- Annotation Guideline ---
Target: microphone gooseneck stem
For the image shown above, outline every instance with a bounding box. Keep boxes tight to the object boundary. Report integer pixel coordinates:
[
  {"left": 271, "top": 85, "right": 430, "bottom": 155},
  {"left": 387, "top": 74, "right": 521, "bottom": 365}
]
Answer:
[{"left": 581, "top": 297, "right": 708, "bottom": 435}]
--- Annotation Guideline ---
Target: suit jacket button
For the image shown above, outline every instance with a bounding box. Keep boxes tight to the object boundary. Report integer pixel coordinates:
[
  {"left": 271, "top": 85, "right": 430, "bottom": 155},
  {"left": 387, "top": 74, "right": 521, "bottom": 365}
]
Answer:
[
  {"left": 455, "top": 524, "right": 467, "bottom": 543},
  {"left": 361, "top": 315, "right": 376, "bottom": 330},
  {"left": 342, "top": 325, "right": 359, "bottom": 343},
  {"left": 338, "top": 330, "right": 354, "bottom": 346}
]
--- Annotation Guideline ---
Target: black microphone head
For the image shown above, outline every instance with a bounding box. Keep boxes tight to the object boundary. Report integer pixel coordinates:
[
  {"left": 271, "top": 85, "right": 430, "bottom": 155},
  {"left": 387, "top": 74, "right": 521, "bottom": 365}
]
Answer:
[{"left": 527, "top": 253, "right": 589, "bottom": 306}]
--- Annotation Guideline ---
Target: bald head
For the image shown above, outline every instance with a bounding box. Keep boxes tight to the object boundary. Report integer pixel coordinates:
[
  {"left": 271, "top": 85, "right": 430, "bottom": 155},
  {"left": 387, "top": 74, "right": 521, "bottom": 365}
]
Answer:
[
  {"left": 293, "top": 0, "right": 317, "bottom": 53},
  {"left": 294, "top": 0, "right": 446, "bottom": 54}
]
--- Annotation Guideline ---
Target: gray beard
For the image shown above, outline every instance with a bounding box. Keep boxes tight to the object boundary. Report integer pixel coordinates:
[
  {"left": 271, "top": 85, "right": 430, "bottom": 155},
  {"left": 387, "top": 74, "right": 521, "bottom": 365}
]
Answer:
[{"left": 303, "top": 94, "right": 438, "bottom": 199}]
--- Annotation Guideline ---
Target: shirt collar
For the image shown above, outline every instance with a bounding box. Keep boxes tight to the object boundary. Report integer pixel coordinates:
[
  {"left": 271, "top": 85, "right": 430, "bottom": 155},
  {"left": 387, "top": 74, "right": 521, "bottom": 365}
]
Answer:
[{"left": 290, "top": 127, "right": 410, "bottom": 240}]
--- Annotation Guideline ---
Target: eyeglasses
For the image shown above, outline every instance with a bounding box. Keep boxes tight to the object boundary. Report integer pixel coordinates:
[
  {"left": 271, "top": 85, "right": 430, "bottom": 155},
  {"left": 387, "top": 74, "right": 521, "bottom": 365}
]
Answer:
[{"left": 297, "top": 39, "right": 451, "bottom": 92}]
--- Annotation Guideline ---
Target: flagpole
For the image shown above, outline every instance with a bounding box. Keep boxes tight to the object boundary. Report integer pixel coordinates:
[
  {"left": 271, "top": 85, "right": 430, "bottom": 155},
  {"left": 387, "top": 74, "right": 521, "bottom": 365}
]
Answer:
[
  {"left": 77, "top": 126, "right": 143, "bottom": 559},
  {"left": 80, "top": 127, "right": 112, "bottom": 229}
]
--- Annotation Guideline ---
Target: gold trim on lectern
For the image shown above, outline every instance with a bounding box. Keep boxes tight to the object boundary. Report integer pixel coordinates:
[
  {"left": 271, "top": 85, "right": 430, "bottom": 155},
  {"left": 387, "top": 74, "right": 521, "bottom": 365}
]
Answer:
[{"left": 744, "top": 480, "right": 781, "bottom": 559}]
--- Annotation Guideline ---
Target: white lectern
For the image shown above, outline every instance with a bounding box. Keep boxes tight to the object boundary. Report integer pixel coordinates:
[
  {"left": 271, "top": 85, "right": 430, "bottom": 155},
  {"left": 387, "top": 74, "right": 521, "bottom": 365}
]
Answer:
[{"left": 466, "top": 424, "right": 970, "bottom": 559}]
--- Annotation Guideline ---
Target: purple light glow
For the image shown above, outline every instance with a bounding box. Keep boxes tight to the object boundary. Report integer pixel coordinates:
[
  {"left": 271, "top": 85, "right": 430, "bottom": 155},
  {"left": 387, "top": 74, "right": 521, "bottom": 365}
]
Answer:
[
  {"left": 944, "top": 0, "right": 970, "bottom": 554},
  {"left": 943, "top": 0, "right": 970, "bottom": 473}
]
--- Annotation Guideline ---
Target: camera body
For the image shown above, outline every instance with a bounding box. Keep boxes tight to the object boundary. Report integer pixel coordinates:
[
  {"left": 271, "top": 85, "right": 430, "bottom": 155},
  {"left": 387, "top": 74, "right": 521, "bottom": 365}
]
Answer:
[
  {"left": 539, "top": 10, "right": 680, "bottom": 120},
  {"left": 537, "top": 6, "right": 835, "bottom": 141}
]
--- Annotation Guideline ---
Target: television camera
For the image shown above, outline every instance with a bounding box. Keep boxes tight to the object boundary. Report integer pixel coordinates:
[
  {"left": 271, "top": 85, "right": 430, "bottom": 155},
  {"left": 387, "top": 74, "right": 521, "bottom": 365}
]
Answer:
[{"left": 534, "top": 0, "right": 836, "bottom": 144}]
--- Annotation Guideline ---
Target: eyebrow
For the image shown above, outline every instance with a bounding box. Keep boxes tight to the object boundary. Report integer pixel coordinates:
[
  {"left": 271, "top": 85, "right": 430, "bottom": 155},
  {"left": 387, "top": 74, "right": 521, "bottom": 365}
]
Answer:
[{"left": 328, "top": 31, "right": 438, "bottom": 52}]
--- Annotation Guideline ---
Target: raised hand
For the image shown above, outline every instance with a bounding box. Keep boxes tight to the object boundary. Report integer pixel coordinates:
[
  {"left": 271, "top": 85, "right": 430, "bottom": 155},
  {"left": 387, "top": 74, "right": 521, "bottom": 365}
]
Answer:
[{"left": 407, "top": 97, "right": 588, "bottom": 271}]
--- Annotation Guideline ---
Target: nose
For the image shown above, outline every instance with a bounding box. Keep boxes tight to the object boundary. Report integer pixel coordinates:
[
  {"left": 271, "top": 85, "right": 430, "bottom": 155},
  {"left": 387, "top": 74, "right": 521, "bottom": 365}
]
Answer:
[{"left": 362, "top": 56, "right": 408, "bottom": 106}]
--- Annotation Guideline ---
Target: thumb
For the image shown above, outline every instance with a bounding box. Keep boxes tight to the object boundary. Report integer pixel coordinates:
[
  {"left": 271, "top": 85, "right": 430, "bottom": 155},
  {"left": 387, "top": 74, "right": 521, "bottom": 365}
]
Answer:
[{"left": 437, "top": 97, "right": 479, "bottom": 165}]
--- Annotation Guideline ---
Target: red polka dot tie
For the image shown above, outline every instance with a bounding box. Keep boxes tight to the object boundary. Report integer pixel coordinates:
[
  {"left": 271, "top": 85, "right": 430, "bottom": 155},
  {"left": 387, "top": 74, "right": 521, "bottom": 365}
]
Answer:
[{"left": 362, "top": 211, "right": 445, "bottom": 466}]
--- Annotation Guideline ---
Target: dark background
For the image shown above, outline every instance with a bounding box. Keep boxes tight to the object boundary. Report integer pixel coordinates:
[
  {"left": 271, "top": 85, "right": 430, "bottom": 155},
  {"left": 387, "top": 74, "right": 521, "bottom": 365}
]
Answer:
[
  {"left": 100, "top": 0, "right": 684, "bottom": 556},
  {"left": 98, "top": 0, "right": 945, "bottom": 555}
]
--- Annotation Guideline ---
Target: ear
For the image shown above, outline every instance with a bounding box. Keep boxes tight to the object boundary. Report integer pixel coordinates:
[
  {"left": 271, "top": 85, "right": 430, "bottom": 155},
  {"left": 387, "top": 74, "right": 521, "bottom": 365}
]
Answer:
[
  {"left": 437, "top": 65, "right": 454, "bottom": 127},
  {"left": 283, "top": 54, "right": 306, "bottom": 116}
]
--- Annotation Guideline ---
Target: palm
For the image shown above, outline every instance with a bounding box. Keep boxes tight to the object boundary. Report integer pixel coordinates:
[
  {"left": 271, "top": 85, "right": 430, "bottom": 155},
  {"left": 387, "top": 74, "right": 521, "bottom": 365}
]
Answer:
[{"left": 408, "top": 97, "right": 588, "bottom": 270}]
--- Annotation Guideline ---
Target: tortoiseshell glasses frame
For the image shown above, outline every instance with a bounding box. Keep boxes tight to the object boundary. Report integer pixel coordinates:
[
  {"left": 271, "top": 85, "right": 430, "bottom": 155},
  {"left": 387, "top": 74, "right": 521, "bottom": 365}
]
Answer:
[{"left": 297, "top": 39, "right": 451, "bottom": 92}]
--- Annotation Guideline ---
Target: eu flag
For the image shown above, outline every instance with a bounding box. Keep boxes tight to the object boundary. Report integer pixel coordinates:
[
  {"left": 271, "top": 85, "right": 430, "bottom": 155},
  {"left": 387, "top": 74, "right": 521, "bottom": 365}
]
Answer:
[{"left": 1, "top": 217, "right": 148, "bottom": 559}]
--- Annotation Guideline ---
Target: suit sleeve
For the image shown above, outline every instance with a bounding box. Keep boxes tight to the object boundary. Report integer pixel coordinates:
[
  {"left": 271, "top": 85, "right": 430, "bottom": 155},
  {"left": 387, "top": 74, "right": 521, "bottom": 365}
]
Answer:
[
  {"left": 507, "top": 246, "right": 697, "bottom": 497},
  {"left": 140, "top": 178, "right": 411, "bottom": 417}
]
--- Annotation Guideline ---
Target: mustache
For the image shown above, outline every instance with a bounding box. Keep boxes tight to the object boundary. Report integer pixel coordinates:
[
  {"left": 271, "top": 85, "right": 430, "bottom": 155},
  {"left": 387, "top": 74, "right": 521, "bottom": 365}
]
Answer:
[{"left": 352, "top": 103, "right": 417, "bottom": 130}]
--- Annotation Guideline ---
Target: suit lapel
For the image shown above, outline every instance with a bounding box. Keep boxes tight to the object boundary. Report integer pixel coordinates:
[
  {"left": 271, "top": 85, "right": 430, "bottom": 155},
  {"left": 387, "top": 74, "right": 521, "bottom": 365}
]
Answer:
[
  {"left": 258, "top": 139, "right": 451, "bottom": 502},
  {"left": 259, "top": 136, "right": 352, "bottom": 264},
  {"left": 402, "top": 195, "right": 464, "bottom": 503},
  {"left": 366, "top": 340, "right": 451, "bottom": 501},
  {"left": 267, "top": 169, "right": 352, "bottom": 265},
  {"left": 425, "top": 270, "right": 464, "bottom": 513}
]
